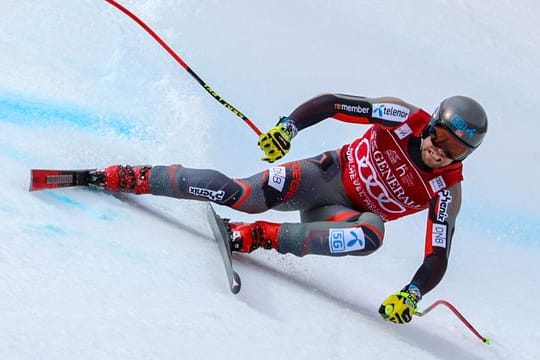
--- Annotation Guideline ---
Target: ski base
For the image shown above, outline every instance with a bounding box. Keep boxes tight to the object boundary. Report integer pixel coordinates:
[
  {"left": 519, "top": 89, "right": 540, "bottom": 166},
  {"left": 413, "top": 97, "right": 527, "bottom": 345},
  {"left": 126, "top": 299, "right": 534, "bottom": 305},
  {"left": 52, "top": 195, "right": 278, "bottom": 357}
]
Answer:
[{"left": 206, "top": 204, "right": 241, "bottom": 294}]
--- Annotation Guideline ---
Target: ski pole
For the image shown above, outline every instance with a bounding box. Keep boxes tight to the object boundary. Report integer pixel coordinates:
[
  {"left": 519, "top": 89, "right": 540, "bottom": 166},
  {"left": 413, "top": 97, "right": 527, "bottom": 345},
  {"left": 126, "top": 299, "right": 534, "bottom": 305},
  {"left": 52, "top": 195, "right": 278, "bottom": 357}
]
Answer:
[
  {"left": 104, "top": 0, "right": 262, "bottom": 136},
  {"left": 415, "top": 299, "right": 491, "bottom": 345}
]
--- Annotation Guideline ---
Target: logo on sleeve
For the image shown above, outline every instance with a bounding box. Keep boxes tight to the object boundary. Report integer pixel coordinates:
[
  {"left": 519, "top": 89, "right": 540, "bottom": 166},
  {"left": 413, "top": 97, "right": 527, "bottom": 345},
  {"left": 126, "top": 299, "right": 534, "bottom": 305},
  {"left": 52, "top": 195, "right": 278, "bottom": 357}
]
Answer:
[
  {"left": 268, "top": 166, "right": 286, "bottom": 192},
  {"left": 329, "top": 228, "right": 365, "bottom": 253},
  {"left": 432, "top": 223, "right": 447, "bottom": 248},
  {"left": 334, "top": 103, "right": 371, "bottom": 115},
  {"left": 436, "top": 190, "right": 453, "bottom": 222},
  {"left": 372, "top": 103, "right": 410, "bottom": 122}
]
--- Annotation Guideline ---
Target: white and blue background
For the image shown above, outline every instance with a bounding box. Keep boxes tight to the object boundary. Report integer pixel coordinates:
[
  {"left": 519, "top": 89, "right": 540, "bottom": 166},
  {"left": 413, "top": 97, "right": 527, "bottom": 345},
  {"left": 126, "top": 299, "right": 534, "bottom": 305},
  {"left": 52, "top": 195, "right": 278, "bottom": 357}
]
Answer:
[{"left": 0, "top": 1, "right": 538, "bottom": 359}]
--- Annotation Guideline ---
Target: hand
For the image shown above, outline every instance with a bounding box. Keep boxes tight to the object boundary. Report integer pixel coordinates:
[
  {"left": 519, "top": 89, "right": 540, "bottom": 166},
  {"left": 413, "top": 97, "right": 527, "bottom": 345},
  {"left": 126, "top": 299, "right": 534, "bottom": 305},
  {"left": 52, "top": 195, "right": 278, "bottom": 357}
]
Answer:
[
  {"left": 258, "top": 117, "right": 298, "bottom": 163},
  {"left": 379, "top": 287, "right": 420, "bottom": 324}
]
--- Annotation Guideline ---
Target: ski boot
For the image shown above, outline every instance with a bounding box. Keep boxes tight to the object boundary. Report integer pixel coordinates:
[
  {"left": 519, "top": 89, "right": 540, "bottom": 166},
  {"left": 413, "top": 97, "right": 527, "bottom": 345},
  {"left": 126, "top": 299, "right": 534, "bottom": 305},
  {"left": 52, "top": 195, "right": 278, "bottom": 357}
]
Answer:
[
  {"left": 89, "top": 165, "right": 152, "bottom": 194},
  {"left": 227, "top": 220, "right": 281, "bottom": 253}
]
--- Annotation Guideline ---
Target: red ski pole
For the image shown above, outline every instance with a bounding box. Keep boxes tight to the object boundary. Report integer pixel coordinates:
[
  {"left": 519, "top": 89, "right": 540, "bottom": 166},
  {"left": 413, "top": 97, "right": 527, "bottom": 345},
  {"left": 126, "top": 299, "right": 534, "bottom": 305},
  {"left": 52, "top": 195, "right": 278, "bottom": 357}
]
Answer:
[
  {"left": 104, "top": 0, "right": 262, "bottom": 136},
  {"left": 415, "top": 299, "right": 491, "bottom": 344}
]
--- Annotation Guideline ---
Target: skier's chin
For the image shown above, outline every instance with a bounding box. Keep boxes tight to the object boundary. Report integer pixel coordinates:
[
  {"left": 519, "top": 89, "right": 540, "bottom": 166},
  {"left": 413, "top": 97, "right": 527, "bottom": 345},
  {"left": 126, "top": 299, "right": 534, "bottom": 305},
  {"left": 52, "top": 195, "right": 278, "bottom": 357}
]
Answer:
[{"left": 422, "top": 148, "right": 450, "bottom": 169}]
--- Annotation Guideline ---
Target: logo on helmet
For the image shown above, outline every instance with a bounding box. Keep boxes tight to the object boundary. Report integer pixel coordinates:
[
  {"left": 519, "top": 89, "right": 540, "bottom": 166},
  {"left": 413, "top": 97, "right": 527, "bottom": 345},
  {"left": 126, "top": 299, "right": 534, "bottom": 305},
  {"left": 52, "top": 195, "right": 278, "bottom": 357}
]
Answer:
[{"left": 451, "top": 115, "right": 477, "bottom": 139}]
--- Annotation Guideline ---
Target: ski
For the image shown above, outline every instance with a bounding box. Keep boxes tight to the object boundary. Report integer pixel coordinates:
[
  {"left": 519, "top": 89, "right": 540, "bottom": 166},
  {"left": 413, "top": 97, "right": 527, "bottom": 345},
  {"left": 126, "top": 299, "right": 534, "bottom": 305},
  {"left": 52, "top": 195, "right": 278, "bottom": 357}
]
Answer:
[
  {"left": 29, "top": 169, "right": 97, "bottom": 192},
  {"left": 206, "top": 204, "right": 241, "bottom": 294}
]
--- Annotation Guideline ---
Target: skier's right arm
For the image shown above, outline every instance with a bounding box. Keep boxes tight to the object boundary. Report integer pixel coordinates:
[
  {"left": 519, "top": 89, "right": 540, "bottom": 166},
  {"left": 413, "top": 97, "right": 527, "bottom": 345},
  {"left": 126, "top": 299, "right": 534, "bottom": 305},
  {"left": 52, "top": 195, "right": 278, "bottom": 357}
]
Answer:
[
  {"left": 259, "top": 93, "right": 419, "bottom": 162},
  {"left": 288, "top": 93, "right": 419, "bottom": 129}
]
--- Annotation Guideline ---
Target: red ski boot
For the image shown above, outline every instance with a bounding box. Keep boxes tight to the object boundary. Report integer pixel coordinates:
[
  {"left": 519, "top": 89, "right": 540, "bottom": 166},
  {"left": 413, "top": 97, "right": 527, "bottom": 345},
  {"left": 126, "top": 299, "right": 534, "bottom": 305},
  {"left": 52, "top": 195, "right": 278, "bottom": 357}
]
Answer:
[
  {"left": 228, "top": 221, "right": 281, "bottom": 253},
  {"left": 91, "top": 165, "right": 152, "bottom": 194}
]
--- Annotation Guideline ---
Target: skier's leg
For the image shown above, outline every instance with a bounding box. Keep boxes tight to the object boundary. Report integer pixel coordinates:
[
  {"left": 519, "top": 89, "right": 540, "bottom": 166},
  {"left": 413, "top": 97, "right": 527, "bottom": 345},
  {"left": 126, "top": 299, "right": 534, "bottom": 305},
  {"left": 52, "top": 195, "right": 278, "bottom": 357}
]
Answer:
[
  {"left": 224, "top": 154, "right": 386, "bottom": 257},
  {"left": 231, "top": 204, "right": 385, "bottom": 257},
  {"left": 97, "top": 158, "right": 385, "bottom": 257},
  {"left": 98, "top": 151, "right": 349, "bottom": 214},
  {"left": 149, "top": 165, "right": 268, "bottom": 211},
  {"left": 150, "top": 151, "right": 349, "bottom": 213},
  {"left": 278, "top": 210, "right": 385, "bottom": 257},
  {"left": 97, "top": 164, "right": 269, "bottom": 212}
]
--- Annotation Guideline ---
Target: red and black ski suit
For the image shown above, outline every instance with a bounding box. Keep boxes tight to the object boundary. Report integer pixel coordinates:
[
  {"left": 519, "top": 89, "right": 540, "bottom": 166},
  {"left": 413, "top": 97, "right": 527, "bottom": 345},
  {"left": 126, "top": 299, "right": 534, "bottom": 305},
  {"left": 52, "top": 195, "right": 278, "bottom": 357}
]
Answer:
[{"left": 148, "top": 94, "right": 463, "bottom": 296}]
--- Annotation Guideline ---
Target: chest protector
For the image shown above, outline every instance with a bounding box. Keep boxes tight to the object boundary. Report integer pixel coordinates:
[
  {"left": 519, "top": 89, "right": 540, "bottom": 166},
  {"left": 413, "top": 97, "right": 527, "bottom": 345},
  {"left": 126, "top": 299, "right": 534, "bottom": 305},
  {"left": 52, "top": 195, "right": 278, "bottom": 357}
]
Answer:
[{"left": 340, "top": 109, "right": 463, "bottom": 221}]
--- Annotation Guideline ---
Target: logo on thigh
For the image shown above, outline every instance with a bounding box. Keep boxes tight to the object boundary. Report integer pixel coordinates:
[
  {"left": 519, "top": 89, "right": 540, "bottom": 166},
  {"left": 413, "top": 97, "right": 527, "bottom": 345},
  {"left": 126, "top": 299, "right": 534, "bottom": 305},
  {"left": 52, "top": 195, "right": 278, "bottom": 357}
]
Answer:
[
  {"left": 268, "top": 166, "right": 286, "bottom": 192},
  {"left": 329, "top": 228, "right": 365, "bottom": 253}
]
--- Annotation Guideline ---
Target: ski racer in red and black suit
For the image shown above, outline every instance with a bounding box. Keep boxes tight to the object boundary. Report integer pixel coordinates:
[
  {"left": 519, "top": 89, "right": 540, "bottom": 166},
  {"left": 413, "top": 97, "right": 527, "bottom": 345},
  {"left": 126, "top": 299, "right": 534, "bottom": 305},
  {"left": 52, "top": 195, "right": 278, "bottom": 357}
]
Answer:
[{"left": 94, "top": 93, "right": 488, "bottom": 325}]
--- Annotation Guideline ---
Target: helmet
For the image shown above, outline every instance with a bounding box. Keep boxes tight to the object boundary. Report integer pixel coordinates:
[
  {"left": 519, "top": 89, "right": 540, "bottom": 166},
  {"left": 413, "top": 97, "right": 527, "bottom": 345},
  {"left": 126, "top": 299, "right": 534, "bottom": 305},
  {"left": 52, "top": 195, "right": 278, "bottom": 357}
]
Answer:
[{"left": 427, "top": 96, "right": 488, "bottom": 159}]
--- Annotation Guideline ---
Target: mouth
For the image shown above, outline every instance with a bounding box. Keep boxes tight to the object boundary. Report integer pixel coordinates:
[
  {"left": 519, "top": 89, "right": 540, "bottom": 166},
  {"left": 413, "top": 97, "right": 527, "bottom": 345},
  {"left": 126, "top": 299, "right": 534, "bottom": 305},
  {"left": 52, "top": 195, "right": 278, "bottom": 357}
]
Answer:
[{"left": 427, "top": 148, "right": 442, "bottom": 162}]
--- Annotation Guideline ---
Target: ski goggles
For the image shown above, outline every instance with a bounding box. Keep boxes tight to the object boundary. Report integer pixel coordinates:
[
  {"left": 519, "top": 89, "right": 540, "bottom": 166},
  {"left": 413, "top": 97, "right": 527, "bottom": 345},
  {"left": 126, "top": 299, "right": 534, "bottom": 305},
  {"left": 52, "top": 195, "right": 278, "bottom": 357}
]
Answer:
[{"left": 429, "top": 125, "right": 472, "bottom": 161}]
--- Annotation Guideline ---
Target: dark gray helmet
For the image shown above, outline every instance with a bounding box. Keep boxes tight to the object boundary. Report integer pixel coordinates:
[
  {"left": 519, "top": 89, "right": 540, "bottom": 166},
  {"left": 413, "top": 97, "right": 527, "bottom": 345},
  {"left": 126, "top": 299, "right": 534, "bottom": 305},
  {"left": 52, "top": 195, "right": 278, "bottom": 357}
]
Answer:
[{"left": 428, "top": 96, "right": 488, "bottom": 159}]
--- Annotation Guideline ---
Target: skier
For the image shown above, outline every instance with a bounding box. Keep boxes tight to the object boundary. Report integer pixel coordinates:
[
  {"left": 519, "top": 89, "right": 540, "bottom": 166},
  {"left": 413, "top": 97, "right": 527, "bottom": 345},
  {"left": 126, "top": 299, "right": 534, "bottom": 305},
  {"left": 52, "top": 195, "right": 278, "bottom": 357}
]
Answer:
[{"left": 91, "top": 93, "right": 488, "bottom": 324}]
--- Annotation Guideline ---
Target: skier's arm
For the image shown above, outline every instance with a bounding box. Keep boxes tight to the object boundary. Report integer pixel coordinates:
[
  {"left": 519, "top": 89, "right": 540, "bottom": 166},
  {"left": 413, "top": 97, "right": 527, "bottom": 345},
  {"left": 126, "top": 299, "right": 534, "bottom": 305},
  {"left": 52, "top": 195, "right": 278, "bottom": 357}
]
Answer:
[
  {"left": 288, "top": 93, "right": 419, "bottom": 130},
  {"left": 379, "top": 184, "right": 461, "bottom": 324},
  {"left": 259, "top": 93, "right": 419, "bottom": 162},
  {"left": 408, "top": 183, "right": 462, "bottom": 296}
]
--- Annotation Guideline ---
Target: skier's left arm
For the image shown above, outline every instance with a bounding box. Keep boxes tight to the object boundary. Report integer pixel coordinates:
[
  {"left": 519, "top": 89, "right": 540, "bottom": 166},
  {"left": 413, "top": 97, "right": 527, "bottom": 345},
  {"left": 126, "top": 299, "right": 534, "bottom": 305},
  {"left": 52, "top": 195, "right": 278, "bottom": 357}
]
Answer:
[{"left": 379, "top": 183, "right": 462, "bottom": 324}]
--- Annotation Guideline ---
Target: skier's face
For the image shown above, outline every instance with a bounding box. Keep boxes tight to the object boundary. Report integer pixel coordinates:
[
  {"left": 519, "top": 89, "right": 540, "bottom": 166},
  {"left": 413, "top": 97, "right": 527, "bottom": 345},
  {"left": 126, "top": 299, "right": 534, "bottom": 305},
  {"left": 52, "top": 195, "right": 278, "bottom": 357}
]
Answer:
[
  {"left": 421, "top": 134, "right": 454, "bottom": 168},
  {"left": 429, "top": 126, "right": 470, "bottom": 160},
  {"left": 421, "top": 126, "right": 470, "bottom": 168}
]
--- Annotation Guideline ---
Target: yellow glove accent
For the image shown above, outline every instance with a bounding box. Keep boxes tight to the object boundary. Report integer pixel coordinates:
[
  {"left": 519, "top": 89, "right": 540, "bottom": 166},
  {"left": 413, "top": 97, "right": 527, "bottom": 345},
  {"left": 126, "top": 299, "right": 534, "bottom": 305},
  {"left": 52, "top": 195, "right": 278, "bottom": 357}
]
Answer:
[
  {"left": 258, "top": 117, "right": 297, "bottom": 163},
  {"left": 379, "top": 291, "right": 419, "bottom": 324}
]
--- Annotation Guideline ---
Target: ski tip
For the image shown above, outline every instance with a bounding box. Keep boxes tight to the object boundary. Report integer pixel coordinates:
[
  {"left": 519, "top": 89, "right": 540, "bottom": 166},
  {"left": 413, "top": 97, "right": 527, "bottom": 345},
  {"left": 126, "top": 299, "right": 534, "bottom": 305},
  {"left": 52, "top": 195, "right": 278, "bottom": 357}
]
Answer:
[
  {"left": 231, "top": 272, "right": 241, "bottom": 294},
  {"left": 29, "top": 171, "right": 43, "bottom": 191},
  {"left": 29, "top": 176, "right": 36, "bottom": 192},
  {"left": 29, "top": 169, "right": 41, "bottom": 192}
]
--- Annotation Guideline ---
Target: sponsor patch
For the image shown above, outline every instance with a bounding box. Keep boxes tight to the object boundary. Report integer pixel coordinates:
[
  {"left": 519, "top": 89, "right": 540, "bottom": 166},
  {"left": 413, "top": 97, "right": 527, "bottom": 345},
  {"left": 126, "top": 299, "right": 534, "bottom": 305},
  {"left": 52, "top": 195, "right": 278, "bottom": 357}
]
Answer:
[
  {"left": 329, "top": 228, "right": 365, "bottom": 253},
  {"left": 429, "top": 176, "right": 446, "bottom": 193},
  {"left": 188, "top": 186, "right": 225, "bottom": 201},
  {"left": 431, "top": 223, "right": 447, "bottom": 248},
  {"left": 451, "top": 115, "right": 477, "bottom": 139},
  {"left": 394, "top": 124, "right": 412, "bottom": 139},
  {"left": 372, "top": 103, "right": 410, "bottom": 122},
  {"left": 385, "top": 150, "right": 401, "bottom": 164},
  {"left": 268, "top": 166, "right": 286, "bottom": 192},
  {"left": 436, "top": 190, "right": 453, "bottom": 222},
  {"left": 334, "top": 103, "right": 371, "bottom": 115}
]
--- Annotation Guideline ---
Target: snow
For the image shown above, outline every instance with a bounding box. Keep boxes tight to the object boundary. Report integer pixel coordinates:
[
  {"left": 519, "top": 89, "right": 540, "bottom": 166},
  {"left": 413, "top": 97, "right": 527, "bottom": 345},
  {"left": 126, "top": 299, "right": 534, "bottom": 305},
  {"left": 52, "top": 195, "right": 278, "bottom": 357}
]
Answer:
[{"left": 0, "top": 0, "right": 539, "bottom": 359}]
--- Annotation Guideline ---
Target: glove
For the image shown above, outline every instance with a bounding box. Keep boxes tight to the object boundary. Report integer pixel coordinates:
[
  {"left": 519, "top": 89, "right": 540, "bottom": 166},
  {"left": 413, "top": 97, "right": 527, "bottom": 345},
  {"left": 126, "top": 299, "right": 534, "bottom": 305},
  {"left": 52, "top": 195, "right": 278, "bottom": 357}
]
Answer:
[
  {"left": 258, "top": 117, "right": 298, "bottom": 163},
  {"left": 379, "top": 285, "right": 421, "bottom": 324}
]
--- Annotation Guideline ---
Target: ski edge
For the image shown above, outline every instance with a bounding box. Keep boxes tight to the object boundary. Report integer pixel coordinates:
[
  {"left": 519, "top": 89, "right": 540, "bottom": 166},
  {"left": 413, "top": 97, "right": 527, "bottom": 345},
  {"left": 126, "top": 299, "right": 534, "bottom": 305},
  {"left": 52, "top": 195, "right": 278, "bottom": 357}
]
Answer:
[{"left": 206, "top": 204, "right": 241, "bottom": 294}]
